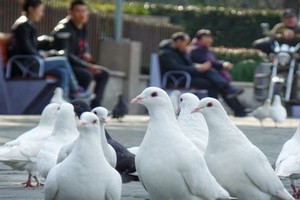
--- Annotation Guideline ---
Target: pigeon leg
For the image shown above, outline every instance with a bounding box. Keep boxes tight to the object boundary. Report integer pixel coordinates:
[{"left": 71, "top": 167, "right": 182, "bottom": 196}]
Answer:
[
  {"left": 22, "top": 174, "right": 34, "bottom": 187},
  {"left": 291, "top": 180, "right": 299, "bottom": 198},
  {"left": 260, "top": 120, "right": 264, "bottom": 127},
  {"left": 33, "top": 175, "right": 44, "bottom": 186}
]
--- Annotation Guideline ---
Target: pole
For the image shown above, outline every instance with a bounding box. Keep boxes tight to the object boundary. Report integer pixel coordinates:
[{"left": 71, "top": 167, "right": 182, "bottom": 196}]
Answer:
[{"left": 114, "top": 0, "right": 123, "bottom": 42}]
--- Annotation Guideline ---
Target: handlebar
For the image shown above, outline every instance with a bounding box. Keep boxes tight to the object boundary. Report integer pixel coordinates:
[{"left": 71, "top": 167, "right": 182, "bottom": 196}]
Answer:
[{"left": 272, "top": 40, "right": 300, "bottom": 54}]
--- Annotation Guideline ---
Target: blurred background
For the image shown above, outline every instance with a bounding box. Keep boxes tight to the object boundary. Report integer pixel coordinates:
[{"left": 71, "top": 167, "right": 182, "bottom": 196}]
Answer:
[{"left": 1, "top": 0, "right": 297, "bottom": 82}]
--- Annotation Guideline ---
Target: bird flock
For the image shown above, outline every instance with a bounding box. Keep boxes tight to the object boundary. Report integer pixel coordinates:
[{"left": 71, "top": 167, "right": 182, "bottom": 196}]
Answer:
[
  {"left": 248, "top": 94, "right": 287, "bottom": 127},
  {"left": 0, "top": 86, "right": 299, "bottom": 200}
]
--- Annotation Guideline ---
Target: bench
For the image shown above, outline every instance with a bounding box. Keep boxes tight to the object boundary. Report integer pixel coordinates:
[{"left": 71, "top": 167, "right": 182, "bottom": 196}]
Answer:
[
  {"left": 0, "top": 33, "right": 57, "bottom": 114},
  {"left": 149, "top": 53, "right": 208, "bottom": 98}
]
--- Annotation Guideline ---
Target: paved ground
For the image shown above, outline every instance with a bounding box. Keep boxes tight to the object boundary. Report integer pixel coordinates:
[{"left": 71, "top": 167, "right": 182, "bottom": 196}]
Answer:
[{"left": 0, "top": 114, "right": 299, "bottom": 199}]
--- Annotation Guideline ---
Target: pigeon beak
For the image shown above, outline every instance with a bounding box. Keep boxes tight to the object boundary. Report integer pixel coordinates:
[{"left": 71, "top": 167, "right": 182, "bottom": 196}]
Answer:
[
  {"left": 101, "top": 117, "right": 108, "bottom": 124},
  {"left": 175, "top": 106, "right": 181, "bottom": 115},
  {"left": 131, "top": 96, "right": 143, "bottom": 104},
  {"left": 191, "top": 107, "right": 201, "bottom": 114},
  {"left": 79, "top": 121, "right": 87, "bottom": 127}
]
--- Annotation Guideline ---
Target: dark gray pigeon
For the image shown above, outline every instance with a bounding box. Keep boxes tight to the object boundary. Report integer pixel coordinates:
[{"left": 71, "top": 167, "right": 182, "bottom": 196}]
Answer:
[
  {"left": 70, "top": 100, "right": 137, "bottom": 182},
  {"left": 112, "top": 94, "right": 128, "bottom": 120}
]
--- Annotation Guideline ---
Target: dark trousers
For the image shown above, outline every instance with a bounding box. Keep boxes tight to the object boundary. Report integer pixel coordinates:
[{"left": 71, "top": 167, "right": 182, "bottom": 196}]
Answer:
[
  {"left": 73, "top": 66, "right": 109, "bottom": 108},
  {"left": 201, "top": 68, "right": 230, "bottom": 90},
  {"left": 191, "top": 68, "right": 245, "bottom": 115}
]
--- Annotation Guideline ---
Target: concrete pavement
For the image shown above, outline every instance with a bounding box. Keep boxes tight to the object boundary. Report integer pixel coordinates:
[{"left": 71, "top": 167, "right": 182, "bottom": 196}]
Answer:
[{"left": 0, "top": 114, "right": 299, "bottom": 199}]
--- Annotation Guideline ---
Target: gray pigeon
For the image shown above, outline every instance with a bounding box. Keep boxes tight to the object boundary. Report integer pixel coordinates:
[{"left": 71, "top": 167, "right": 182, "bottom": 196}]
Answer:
[{"left": 112, "top": 94, "right": 128, "bottom": 121}]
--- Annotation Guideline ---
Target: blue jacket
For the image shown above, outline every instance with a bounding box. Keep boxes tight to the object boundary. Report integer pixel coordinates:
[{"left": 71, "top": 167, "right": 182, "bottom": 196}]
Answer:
[{"left": 189, "top": 44, "right": 224, "bottom": 70}]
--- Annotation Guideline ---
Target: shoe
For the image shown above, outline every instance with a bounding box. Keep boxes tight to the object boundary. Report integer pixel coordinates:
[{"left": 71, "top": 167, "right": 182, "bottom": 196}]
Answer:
[
  {"left": 234, "top": 109, "right": 250, "bottom": 117},
  {"left": 227, "top": 87, "right": 244, "bottom": 99},
  {"left": 234, "top": 112, "right": 247, "bottom": 117},
  {"left": 70, "top": 89, "right": 96, "bottom": 101}
]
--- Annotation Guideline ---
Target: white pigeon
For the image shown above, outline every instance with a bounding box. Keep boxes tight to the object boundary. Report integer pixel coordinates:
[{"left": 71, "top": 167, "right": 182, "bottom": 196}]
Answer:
[
  {"left": 50, "top": 87, "right": 68, "bottom": 104},
  {"left": 127, "top": 146, "right": 139, "bottom": 155},
  {"left": 275, "top": 121, "right": 300, "bottom": 197},
  {"left": 44, "top": 112, "right": 122, "bottom": 200},
  {"left": 169, "top": 90, "right": 181, "bottom": 114},
  {"left": 248, "top": 98, "right": 271, "bottom": 127},
  {"left": 0, "top": 103, "right": 60, "bottom": 187},
  {"left": 131, "top": 87, "right": 234, "bottom": 200},
  {"left": 37, "top": 103, "right": 79, "bottom": 179},
  {"left": 56, "top": 140, "right": 75, "bottom": 165},
  {"left": 192, "top": 97, "right": 294, "bottom": 200},
  {"left": 56, "top": 107, "right": 117, "bottom": 168},
  {"left": 270, "top": 95, "right": 287, "bottom": 128},
  {"left": 92, "top": 107, "right": 117, "bottom": 168},
  {"left": 177, "top": 93, "right": 208, "bottom": 155}
]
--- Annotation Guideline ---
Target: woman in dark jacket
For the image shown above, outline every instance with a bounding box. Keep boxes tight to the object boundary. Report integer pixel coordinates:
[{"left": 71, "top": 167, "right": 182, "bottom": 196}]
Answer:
[{"left": 9, "top": 0, "right": 90, "bottom": 99}]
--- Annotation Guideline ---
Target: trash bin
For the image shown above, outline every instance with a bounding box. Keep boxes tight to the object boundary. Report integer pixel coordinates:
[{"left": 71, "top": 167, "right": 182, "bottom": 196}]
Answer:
[{"left": 253, "top": 61, "right": 271, "bottom": 100}]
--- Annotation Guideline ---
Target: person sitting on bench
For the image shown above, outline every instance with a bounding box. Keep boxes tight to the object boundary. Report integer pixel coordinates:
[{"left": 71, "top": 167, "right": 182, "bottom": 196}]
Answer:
[
  {"left": 159, "top": 32, "right": 214, "bottom": 93},
  {"left": 7, "top": 0, "right": 91, "bottom": 100},
  {"left": 51, "top": 0, "right": 110, "bottom": 108},
  {"left": 189, "top": 29, "right": 247, "bottom": 117}
]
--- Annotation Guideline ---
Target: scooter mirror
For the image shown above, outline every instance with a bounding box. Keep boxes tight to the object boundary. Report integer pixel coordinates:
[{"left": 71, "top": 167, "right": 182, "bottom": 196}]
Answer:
[{"left": 260, "top": 23, "right": 270, "bottom": 35}]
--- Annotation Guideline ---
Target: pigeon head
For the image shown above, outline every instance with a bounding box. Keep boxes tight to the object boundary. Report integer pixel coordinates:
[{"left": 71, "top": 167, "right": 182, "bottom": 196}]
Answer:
[
  {"left": 169, "top": 90, "right": 182, "bottom": 114},
  {"left": 54, "top": 87, "right": 63, "bottom": 96},
  {"left": 131, "top": 87, "right": 172, "bottom": 108},
  {"left": 170, "top": 90, "right": 181, "bottom": 97},
  {"left": 178, "top": 93, "right": 200, "bottom": 114},
  {"left": 57, "top": 103, "right": 75, "bottom": 118},
  {"left": 192, "top": 97, "right": 226, "bottom": 115},
  {"left": 39, "top": 103, "right": 60, "bottom": 126},
  {"left": 91, "top": 107, "right": 109, "bottom": 124},
  {"left": 79, "top": 112, "right": 100, "bottom": 130},
  {"left": 71, "top": 100, "right": 91, "bottom": 117},
  {"left": 52, "top": 103, "right": 77, "bottom": 132},
  {"left": 265, "top": 98, "right": 271, "bottom": 105},
  {"left": 118, "top": 94, "right": 124, "bottom": 101}
]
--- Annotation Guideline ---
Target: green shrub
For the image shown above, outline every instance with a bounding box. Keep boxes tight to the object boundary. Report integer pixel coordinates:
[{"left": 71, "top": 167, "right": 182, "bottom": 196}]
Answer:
[
  {"left": 212, "top": 47, "right": 265, "bottom": 82},
  {"left": 230, "top": 59, "right": 259, "bottom": 82},
  {"left": 212, "top": 47, "right": 265, "bottom": 63},
  {"left": 47, "top": 1, "right": 282, "bottom": 48},
  {"left": 146, "top": 5, "right": 281, "bottom": 48}
]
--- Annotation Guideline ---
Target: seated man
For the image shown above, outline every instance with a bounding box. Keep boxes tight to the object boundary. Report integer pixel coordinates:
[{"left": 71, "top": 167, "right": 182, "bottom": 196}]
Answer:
[
  {"left": 8, "top": 0, "right": 90, "bottom": 100},
  {"left": 52, "top": 0, "right": 109, "bottom": 108},
  {"left": 252, "top": 8, "right": 300, "bottom": 54},
  {"left": 188, "top": 30, "right": 247, "bottom": 117},
  {"left": 159, "top": 32, "right": 214, "bottom": 94}
]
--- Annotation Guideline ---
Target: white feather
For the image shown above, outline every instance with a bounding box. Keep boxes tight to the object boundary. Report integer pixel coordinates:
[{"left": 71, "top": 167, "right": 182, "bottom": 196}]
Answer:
[
  {"left": 44, "top": 112, "right": 121, "bottom": 200},
  {"left": 196, "top": 97, "right": 294, "bottom": 200}
]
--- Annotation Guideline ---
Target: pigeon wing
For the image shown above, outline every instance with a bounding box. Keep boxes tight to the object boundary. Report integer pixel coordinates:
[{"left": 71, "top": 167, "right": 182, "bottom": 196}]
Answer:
[
  {"left": 44, "top": 167, "right": 59, "bottom": 200},
  {"left": 56, "top": 141, "right": 76, "bottom": 164},
  {"left": 244, "top": 146, "right": 294, "bottom": 199},
  {"left": 276, "top": 155, "right": 300, "bottom": 177},
  {"left": 181, "top": 152, "right": 232, "bottom": 199},
  {"left": 276, "top": 139, "right": 298, "bottom": 167}
]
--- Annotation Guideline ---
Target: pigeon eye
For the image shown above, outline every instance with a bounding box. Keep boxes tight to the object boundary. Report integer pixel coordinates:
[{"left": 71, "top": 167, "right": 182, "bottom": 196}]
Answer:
[
  {"left": 206, "top": 102, "right": 213, "bottom": 107},
  {"left": 92, "top": 119, "right": 97, "bottom": 124},
  {"left": 93, "top": 111, "right": 97, "bottom": 115},
  {"left": 151, "top": 92, "right": 158, "bottom": 97},
  {"left": 179, "top": 98, "right": 183, "bottom": 102}
]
